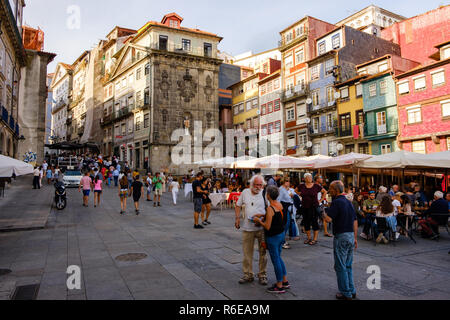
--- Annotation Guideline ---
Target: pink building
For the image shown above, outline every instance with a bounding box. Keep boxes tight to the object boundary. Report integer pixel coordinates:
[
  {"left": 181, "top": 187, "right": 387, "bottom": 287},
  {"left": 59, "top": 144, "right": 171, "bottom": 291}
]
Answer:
[
  {"left": 396, "top": 41, "right": 450, "bottom": 154},
  {"left": 381, "top": 5, "right": 450, "bottom": 64}
]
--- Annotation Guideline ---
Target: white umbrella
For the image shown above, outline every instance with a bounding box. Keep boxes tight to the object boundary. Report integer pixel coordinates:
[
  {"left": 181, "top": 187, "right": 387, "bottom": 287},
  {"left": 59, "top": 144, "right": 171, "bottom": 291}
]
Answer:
[
  {"left": 356, "top": 150, "right": 450, "bottom": 169},
  {"left": 253, "top": 154, "right": 316, "bottom": 169},
  {"left": 314, "top": 153, "right": 373, "bottom": 169},
  {"left": 0, "top": 155, "right": 34, "bottom": 177}
]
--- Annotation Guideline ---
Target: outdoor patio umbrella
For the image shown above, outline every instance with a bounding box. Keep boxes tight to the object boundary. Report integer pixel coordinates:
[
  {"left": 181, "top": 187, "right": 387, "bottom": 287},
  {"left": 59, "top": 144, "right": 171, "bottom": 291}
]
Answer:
[
  {"left": 355, "top": 150, "right": 450, "bottom": 169},
  {"left": 0, "top": 155, "right": 34, "bottom": 177},
  {"left": 252, "top": 154, "right": 316, "bottom": 169},
  {"left": 314, "top": 153, "right": 373, "bottom": 169}
]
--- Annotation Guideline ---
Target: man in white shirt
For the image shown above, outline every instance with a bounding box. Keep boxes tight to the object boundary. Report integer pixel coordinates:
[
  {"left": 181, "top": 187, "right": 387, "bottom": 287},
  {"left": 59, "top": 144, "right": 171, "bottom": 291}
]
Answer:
[
  {"left": 170, "top": 179, "right": 180, "bottom": 205},
  {"left": 235, "top": 175, "right": 268, "bottom": 286},
  {"left": 42, "top": 160, "right": 48, "bottom": 172},
  {"left": 33, "top": 167, "right": 40, "bottom": 189}
]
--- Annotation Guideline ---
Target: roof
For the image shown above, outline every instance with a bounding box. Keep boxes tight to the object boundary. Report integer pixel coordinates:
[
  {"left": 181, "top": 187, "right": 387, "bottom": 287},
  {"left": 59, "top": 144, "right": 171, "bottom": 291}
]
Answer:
[
  {"left": 360, "top": 70, "right": 392, "bottom": 82},
  {"left": 227, "top": 72, "right": 267, "bottom": 90},
  {"left": 135, "top": 20, "right": 222, "bottom": 42},
  {"left": 60, "top": 63, "right": 74, "bottom": 71},
  {"left": 279, "top": 16, "right": 308, "bottom": 34},
  {"left": 72, "top": 50, "right": 90, "bottom": 66},
  {"left": 334, "top": 74, "right": 369, "bottom": 87},
  {"left": 356, "top": 54, "right": 392, "bottom": 69},
  {"left": 259, "top": 70, "right": 281, "bottom": 84},
  {"left": 305, "top": 50, "right": 337, "bottom": 65},
  {"left": 396, "top": 57, "right": 450, "bottom": 79},
  {"left": 435, "top": 40, "right": 450, "bottom": 49},
  {"left": 335, "top": 5, "right": 407, "bottom": 25},
  {"left": 315, "top": 26, "right": 342, "bottom": 41},
  {"left": 161, "top": 13, "right": 184, "bottom": 24}
]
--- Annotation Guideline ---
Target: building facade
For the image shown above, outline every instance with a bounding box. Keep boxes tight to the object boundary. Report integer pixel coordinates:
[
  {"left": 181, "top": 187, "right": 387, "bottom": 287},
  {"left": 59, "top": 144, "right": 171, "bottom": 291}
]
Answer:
[
  {"left": 396, "top": 42, "right": 450, "bottom": 154},
  {"left": 0, "top": 0, "right": 26, "bottom": 158},
  {"left": 50, "top": 63, "right": 73, "bottom": 144},
  {"left": 279, "top": 16, "right": 335, "bottom": 157}
]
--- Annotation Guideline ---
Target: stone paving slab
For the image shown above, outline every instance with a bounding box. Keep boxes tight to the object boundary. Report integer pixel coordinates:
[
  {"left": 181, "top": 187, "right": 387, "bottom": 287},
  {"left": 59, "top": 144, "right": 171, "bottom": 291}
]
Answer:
[{"left": 0, "top": 184, "right": 449, "bottom": 300}]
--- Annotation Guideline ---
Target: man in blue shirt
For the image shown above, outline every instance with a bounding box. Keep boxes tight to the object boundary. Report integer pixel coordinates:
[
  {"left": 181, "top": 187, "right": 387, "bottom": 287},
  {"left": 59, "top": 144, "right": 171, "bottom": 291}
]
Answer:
[{"left": 323, "top": 180, "right": 358, "bottom": 300}]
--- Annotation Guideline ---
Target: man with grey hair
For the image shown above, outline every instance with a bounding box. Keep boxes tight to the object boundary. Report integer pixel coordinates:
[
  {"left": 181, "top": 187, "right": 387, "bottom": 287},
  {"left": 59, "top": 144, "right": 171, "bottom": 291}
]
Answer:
[
  {"left": 323, "top": 181, "right": 358, "bottom": 300},
  {"left": 235, "top": 174, "right": 268, "bottom": 285},
  {"left": 376, "top": 186, "right": 389, "bottom": 202},
  {"left": 419, "top": 190, "right": 449, "bottom": 239}
]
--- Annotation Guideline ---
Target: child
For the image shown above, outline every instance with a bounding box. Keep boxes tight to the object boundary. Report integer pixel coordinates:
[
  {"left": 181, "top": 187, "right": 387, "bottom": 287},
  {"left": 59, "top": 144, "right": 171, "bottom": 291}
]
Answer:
[{"left": 130, "top": 175, "right": 144, "bottom": 215}]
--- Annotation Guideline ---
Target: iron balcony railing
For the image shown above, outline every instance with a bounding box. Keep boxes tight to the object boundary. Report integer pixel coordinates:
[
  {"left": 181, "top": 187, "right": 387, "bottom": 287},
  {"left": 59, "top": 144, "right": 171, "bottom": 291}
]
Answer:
[
  {"left": 278, "top": 27, "right": 309, "bottom": 47},
  {"left": 364, "top": 122, "right": 399, "bottom": 137},
  {"left": 281, "top": 84, "right": 309, "bottom": 102},
  {"left": 149, "top": 43, "right": 215, "bottom": 59},
  {"left": 309, "top": 122, "right": 338, "bottom": 137},
  {"left": 335, "top": 127, "right": 353, "bottom": 137}
]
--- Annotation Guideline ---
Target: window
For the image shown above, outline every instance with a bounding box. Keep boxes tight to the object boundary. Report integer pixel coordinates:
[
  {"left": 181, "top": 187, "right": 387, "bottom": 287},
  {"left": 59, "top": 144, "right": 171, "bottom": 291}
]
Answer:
[
  {"left": 326, "top": 113, "right": 334, "bottom": 130},
  {"left": 121, "top": 123, "right": 126, "bottom": 135},
  {"left": 376, "top": 111, "right": 387, "bottom": 134},
  {"left": 381, "top": 144, "right": 391, "bottom": 154},
  {"left": 275, "top": 121, "right": 281, "bottom": 133},
  {"left": 312, "top": 117, "right": 319, "bottom": 133},
  {"left": 325, "top": 59, "right": 335, "bottom": 74},
  {"left": 267, "top": 81, "right": 273, "bottom": 93},
  {"left": 295, "top": 48, "right": 304, "bottom": 64},
  {"left": 297, "top": 130, "right": 307, "bottom": 147},
  {"left": 234, "top": 106, "right": 239, "bottom": 115},
  {"left": 263, "top": 63, "right": 269, "bottom": 74},
  {"left": 358, "top": 68, "right": 367, "bottom": 75},
  {"left": 267, "top": 101, "right": 273, "bottom": 113},
  {"left": 144, "top": 113, "right": 149, "bottom": 128},
  {"left": 246, "top": 119, "right": 252, "bottom": 129},
  {"left": 144, "top": 89, "right": 150, "bottom": 105},
  {"left": 310, "top": 65, "right": 319, "bottom": 81},
  {"left": 378, "top": 62, "right": 388, "bottom": 72},
  {"left": 268, "top": 123, "right": 274, "bottom": 135},
  {"left": 274, "top": 79, "right": 280, "bottom": 89},
  {"left": 312, "top": 143, "right": 320, "bottom": 155},
  {"left": 398, "top": 81, "right": 409, "bottom": 94},
  {"left": 246, "top": 100, "right": 252, "bottom": 111},
  {"left": 145, "top": 64, "right": 150, "bottom": 75},
  {"left": 340, "top": 87, "right": 349, "bottom": 100},
  {"left": 414, "top": 76, "right": 426, "bottom": 91},
  {"left": 260, "top": 84, "right": 266, "bottom": 95},
  {"left": 136, "top": 116, "right": 141, "bottom": 131},
  {"left": 285, "top": 55, "right": 293, "bottom": 70},
  {"left": 287, "top": 132, "right": 296, "bottom": 148},
  {"left": 239, "top": 103, "right": 244, "bottom": 113},
  {"left": 296, "top": 103, "right": 306, "bottom": 118},
  {"left": 380, "top": 80, "right": 387, "bottom": 95},
  {"left": 369, "top": 83, "right": 377, "bottom": 97},
  {"left": 159, "top": 35, "right": 168, "bottom": 51},
  {"left": 286, "top": 108, "right": 295, "bottom": 122},
  {"left": 274, "top": 99, "right": 280, "bottom": 111},
  {"left": 312, "top": 90, "right": 319, "bottom": 106},
  {"left": 328, "top": 141, "right": 337, "bottom": 155},
  {"left": 122, "top": 78, "right": 127, "bottom": 88},
  {"left": 128, "top": 73, "right": 134, "bottom": 85},
  {"left": 136, "top": 68, "right": 141, "bottom": 80},
  {"left": 128, "top": 119, "right": 133, "bottom": 133},
  {"left": 431, "top": 70, "right": 445, "bottom": 86},
  {"left": 412, "top": 140, "right": 426, "bottom": 154},
  {"left": 356, "top": 110, "right": 364, "bottom": 125},
  {"left": 182, "top": 39, "right": 191, "bottom": 51},
  {"left": 327, "top": 87, "right": 335, "bottom": 103},
  {"left": 332, "top": 34, "right": 340, "bottom": 49},
  {"left": 407, "top": 106, "right": 421, "bottom": 124},
  {"left": 359, "top": 143, "right": 369, "bottom": 154},
  {"left": 253, "top": 117, "right": 258, "bottom": 129},
  {"left": 261, "top": 124, "right": 267, "bottom": 136},
  {"left": 442, "top": 101, "right": 450, "bottom": 117},
  {"left": 318, "top": 41, "right": 326, "bottom": 55},
  {"left": 136, "top": 91, "right": 141, "bottom": 103},
  {"left": 356, "top": 83, "right": 362, "bottom": 97},
  {"left": 261, "top": 104, "right": 266, "bottom": 115},
  {"left": 204, "top": 43, "right": 212, "bottom": 57}
]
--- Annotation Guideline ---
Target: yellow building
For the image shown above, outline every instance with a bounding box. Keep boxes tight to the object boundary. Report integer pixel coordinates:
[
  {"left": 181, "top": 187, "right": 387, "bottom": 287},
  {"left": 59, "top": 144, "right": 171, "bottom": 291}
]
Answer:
[
  {"left": 335, "top": 75, "right": 370, "bottom": 155},
  {"left": 230, "top": 73, "right": 261, "bottom": 130}
]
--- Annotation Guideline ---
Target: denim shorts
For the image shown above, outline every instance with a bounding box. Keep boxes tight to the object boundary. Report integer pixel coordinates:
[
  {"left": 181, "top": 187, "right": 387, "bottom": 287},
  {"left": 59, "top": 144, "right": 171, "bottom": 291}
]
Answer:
[
  {"left": 83, "top": 190, "right": 90, "bottom": 196},
  {"left": 194, "top": 198, "right": 203, "bottom": 213}
]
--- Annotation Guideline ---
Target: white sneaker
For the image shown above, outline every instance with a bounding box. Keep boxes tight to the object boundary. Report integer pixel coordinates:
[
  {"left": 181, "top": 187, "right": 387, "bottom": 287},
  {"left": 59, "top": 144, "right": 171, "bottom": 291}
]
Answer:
[
  {"left": 395, "top": 232, "right": 400, "bottom": 240},
  {"left": 360, "top": 233, "right": 368, "bottom": 240}
]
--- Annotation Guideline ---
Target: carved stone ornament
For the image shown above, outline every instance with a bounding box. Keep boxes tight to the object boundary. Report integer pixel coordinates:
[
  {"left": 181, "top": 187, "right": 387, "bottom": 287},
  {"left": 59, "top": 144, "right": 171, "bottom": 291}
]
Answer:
[
  {"left": 159, "top": 70, "right": 171, "bottom": 100},
  {"left": 177, "top": 69, "right": 197, "bottom": 103},
  {"left": 204, "top": 75, "right": 213, "bottom": 102}
]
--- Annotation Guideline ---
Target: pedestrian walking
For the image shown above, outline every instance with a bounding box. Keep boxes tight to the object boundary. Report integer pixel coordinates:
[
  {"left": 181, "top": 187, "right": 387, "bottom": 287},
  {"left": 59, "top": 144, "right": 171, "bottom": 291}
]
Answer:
[
  {"left": 234, "top": 175, "right": 268, "bottom": 286},
  {"left": 32, "top": 166, "right": 40, "bottom": 189},
  {"left": 118, "top": 174, "right": 129, "bottom": 214},
  {"left": 254, "top": 186, "right": 289, "bottom": 294},
  {"left": 192, "top": 172, "right": 205, "bottom": 229},
  {"left": 152, "top": 172, "right": 163, "bottom": 207},
  {"left": 323, "top": 181, "right": 358, "bottom": 300},
  {"left": 39, "top": 166, "right": 44, "bottom": 188},
  {"left": 201, "top": 178, "right": 212, "bottom": 225},
  {"left": 170, "top": 178, "right": 180, "bottom": 205},
  {"left": 93, "top": 174, "right": 103, "bottom": 208},
  {"left": 146, "top": 173, "right": 153, "bottom": 201},
  {"left": 113, "top": 167, "right": 119, "bottom": 186},
  {"left": 46, "top": 166, "right": 53, "bottom": 184},
  {"left": 130, "top": 175, "right": 144, "bottom": 215},
  {"left": 278, "top": 178, "right": 294, "bottom": 249},
  {"left": 79, "top": 171, "right": 92, "bottom": 207}
]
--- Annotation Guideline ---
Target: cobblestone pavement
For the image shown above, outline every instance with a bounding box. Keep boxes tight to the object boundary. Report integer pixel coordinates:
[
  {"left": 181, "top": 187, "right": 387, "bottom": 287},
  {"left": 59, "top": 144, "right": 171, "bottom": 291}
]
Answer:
[{"left": 0, "top": 181, "right": 449, "bottom": 300}]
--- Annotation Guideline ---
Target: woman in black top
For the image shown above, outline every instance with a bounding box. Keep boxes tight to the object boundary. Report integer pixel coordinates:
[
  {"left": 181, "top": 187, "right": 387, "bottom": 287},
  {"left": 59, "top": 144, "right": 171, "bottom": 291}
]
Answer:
[
  {"left": 201, "top": 178, "right": 212, "bottom": 226},
  {"left": 130, "top": 175, "right": 144, "bottom": 215},
  {"left": 254, "top": 186, "right": 289, "bottom": 294}
]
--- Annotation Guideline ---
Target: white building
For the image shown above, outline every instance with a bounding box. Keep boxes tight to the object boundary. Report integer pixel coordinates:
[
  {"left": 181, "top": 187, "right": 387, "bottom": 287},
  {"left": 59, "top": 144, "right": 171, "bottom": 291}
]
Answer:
[{"left": 50, "top": 63, "right": 73, "bottom": 144}]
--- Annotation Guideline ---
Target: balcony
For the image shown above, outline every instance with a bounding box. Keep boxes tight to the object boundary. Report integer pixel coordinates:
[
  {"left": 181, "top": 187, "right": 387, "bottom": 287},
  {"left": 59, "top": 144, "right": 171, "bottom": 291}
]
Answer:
[
  {"left": 52, "top": 99, "right": 68, "bottom": 113},
  {"left": 278, "top": 27, "right": 309, "bottom": 49},
  {"left": 134, "top": 99, "right": 151, "bottom": 111},
  {"left": 149, "top": 43, "right": 216, "bottom": 59},
  {"left": 281, "top": 84, "right": 309, "bottom": 103},
  {"left": 308, "top": 101, "right": 337, "bottom": 115},
  {"left": 112, "top": 107, "right": 133, "bottom": 122},
  {"left": 309, "top": 121, "right": 338, "bottom": 137},
  {"left": 100, "top": 114, "right": 113, "bottom": 126},
  {"left": 364, "top": 122, "right": 399, "bottom": 139},
  {"left": 335, "top": 127, "right": 353, "bottom": 138}
]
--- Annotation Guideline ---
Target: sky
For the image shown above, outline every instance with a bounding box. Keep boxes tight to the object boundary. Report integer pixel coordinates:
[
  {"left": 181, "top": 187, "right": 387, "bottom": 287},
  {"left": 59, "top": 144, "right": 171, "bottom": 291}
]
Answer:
[{"left": 24, "top": 0, "right": 449, "bottom": 73}]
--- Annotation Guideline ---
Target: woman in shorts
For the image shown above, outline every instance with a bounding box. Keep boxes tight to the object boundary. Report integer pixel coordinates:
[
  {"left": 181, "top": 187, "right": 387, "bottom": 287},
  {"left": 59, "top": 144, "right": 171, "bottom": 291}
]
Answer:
[
  {"left": 93, "top": 174, "right": 103, "bottom": 208},
  {"left": 200, "top": 178, "right": 212, "bottom": 226},
  {"left": 118, "top": 174, "right": 129, "bottom": 214}
]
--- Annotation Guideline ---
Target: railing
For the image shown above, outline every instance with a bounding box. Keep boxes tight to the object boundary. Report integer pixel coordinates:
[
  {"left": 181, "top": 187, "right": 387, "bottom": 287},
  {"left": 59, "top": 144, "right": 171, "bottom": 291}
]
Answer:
[
  {"left": 309, "top": 121, "right": 338, "bottom": 136},
  {"left": 278, "top": 27, "right": 308, "bottom": 47},
  {"left": 308, "top": 101, "right": 336, "bottom": 114},
  {"left": 148, "top": 43, "right": 215, "bottom": 59},
  {"left": 364, "top": 122, "right": 399, "bottom": 137},
  {"left": 52, "top": 99, "right": 68, "bottom": 113},
  {"left": 281, "top": 84, "right": 309, "bottom": 102},
  {"left": 335, "top": 127, "right": 352, "bottom": 137}
]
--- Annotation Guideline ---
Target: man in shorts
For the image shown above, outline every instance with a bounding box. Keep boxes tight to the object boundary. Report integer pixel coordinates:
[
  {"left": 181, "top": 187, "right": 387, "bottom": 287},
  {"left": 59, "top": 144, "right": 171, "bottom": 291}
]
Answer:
[
  {"left": 192, "top": 172, "right": 205, "bottom": 229},
  {"left": 152, "top": 172, "right": 163, "bottom": 207},
  {"left": 130, "top": 175, "right": 144, "bottom": 215},
  {"left": 78, "top": 171, "right": 92, "bottom": 207}
]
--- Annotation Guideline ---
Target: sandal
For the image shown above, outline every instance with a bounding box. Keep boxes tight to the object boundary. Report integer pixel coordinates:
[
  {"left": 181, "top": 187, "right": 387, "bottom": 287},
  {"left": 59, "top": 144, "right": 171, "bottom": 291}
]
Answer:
[
  {"left": 308, "top": 240, "right": 317, "bottom": 245},
  {"left": 304, "top": 239, "right": 311, "bottom": 244},
  {"left": 324, "top": 233, "right": 333, "bottom": 237}
]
